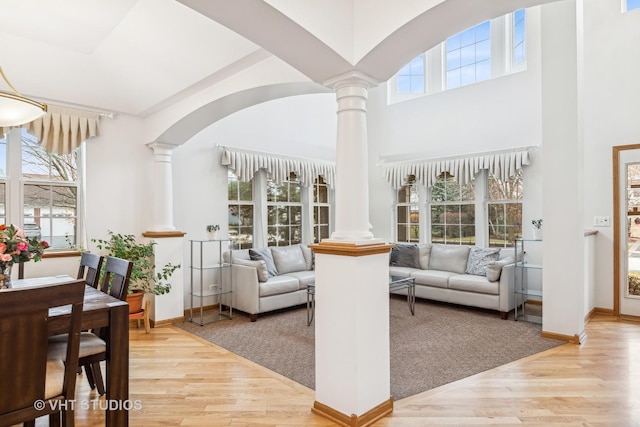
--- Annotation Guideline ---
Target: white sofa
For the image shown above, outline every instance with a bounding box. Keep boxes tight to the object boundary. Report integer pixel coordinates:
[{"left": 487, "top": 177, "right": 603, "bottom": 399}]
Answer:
[
  {"left": 224, "top": 243, "right": 516, "bottom": 321},
  {"left": 388, "top": 243, "right": 516, "bottom": 319}
]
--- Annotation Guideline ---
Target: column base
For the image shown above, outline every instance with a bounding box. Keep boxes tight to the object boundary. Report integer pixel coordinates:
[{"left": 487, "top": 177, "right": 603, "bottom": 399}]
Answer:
[{"left": 312, "top": 397, "right": 393, "bottom": 427}]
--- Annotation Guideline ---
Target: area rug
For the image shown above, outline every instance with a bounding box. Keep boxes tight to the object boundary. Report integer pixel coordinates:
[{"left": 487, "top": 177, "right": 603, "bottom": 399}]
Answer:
[{"left": 176, "top": 297, "right": 563, "bottom": 400}]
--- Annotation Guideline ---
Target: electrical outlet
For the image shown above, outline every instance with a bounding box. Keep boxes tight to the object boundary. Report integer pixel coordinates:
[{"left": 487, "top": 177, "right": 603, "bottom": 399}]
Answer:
[
  {"left": 209, "top": 284, "right": 219, "bottom": 291},
  {"left": 593, "top": 216, "right": 610, "bottom": 227}
]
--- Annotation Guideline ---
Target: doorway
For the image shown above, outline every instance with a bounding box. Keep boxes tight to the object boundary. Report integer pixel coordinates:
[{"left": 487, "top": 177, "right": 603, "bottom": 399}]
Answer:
[{"left": 614, "top": 145, "right": 640, "bottom": 318}]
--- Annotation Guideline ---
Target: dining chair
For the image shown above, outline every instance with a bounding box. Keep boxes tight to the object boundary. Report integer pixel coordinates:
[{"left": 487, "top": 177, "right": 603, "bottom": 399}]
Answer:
[
  {"left": 81, "top": 256, "right": 133, "bottom": 395},
  {"left": 49, "top": 256, "right": 133, "bottom": 397},
  {"left": 77, "top": 252, "right": 104, "bottom": 288},
  {"left": 0, "top": 279, "right": 85, "bottom": 427}
]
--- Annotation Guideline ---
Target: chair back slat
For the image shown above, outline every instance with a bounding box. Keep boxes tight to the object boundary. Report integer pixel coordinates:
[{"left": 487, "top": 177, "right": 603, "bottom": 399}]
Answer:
[
  {"left": 0, "top": 280, "right": 85, "bottom": 422},
  {"left": 77, "top": 252, "right": 104, "bottom": 288}
]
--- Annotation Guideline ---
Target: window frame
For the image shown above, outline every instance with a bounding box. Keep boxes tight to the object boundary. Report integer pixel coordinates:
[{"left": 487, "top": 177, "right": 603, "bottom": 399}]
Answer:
[{"left": 227, "top": 170, "right": 255, "bottom": 250}]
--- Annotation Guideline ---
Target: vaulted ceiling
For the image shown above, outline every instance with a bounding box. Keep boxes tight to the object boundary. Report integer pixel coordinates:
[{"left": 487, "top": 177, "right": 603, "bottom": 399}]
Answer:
[{"left": 0, "top": 0, "right": 556, "bottom": 118}]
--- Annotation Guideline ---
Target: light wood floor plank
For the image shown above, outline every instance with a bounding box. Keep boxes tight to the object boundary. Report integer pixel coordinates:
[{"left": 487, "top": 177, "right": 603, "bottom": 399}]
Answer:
[{"left": 32, "top": 315, "right": 640, "bottom": 426}]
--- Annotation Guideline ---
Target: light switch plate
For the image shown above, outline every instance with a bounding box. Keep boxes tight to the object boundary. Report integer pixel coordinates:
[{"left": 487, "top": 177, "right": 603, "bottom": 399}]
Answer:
[{"left": 593, "top": 216, "right": 610, "bottom": 227}]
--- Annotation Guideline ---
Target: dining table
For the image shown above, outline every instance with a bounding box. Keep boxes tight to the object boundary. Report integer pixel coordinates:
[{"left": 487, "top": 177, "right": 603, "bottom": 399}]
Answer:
[{"left": 7, "top": 275, "right": 130, "bottom": 427}]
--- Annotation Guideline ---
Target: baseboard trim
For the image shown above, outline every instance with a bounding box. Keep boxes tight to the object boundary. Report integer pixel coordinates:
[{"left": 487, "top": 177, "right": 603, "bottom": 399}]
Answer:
[
  {"left": 312, "top": 397, "right": 393, "bottom": 427},
  {"left": 585, "top": 307, "right": 615, "bottom": 322},
  {"left": 620, "top": 313, "right": 640, "bottom": 323},
  {"left": 541, "top": 330, "right": 584, "bottom": 344},
  {"left": 183, "top": 304, "right": 219, "bottom": 317},
  {"left": 151, "top": 316, "right": 184, "bottom": 328}
]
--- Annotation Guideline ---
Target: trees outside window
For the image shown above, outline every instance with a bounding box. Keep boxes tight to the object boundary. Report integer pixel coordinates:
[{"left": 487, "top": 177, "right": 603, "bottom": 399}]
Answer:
[
  {"left": 488, "top": 170, "right": 523, "bottom": 247},
  {"left": 267, "top": 172, "right": 302, "bottom": 247},
  {"left": 396, "top": 175, "right": 420, "bottom": 243},
  {"left": 0, "top": 129, "right": 80, "bottom": 250},
  {"left": 313, "top": 176, "right": 330, "bottom": 243},
  {"left": 227, "top": 170, "right": 254, "bottom": 249},
  {"left": 430, "top": 174, "right": 475, "bottom": 245}
]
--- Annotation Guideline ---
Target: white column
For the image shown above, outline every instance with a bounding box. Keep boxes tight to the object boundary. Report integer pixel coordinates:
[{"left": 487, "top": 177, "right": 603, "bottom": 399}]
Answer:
[
  {"left": 325, "top": 72, "right": 383, "bottom": 244},
  {"left": 311, "top": 71, "right": 393, "bottom": 425},
  {"left": 146, "top": 142, "right": 177, "bottom": 231}
]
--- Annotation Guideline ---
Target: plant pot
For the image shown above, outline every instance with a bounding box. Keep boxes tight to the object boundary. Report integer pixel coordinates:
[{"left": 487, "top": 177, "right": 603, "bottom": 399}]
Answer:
[
  {"left": 207, "top": 231, "right": 218, "bottom": 240},
  {"left": 127, "top": 290, "right": 145, "bottom": 314},
  {"left": 531, "top": 228, "right": 543, "bottom": 240}
]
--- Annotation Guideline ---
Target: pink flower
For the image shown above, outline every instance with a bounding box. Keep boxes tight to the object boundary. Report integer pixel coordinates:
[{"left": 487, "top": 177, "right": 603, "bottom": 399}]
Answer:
[
  {"left": 0, "top": 254, "right": 12, "bottom": 262},
  {"left": 16, "top": 241, "right": 27, "bottom": 251},
  {"left": 0, "top": 243, "right": 6, "bottom": 254}
]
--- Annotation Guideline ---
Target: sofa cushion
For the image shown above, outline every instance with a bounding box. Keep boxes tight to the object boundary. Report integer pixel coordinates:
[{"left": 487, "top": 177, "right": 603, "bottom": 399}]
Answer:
[
  {"left": 486, "top": 256, "right": 514, "bottom": 282},
  {"left": 388, "top": 266, "right": 413, "bottom": 278},
  {"left": 418, "top": 244, "right": 432, "bottom": 270},
  {"left": 428, "top": 244, "right": 470, "bottom": 274},
  {"left": 258, "top": 275, "right": 300, "bottom": 297},
  {"left": 465, "top": 247, "right": 501, "bottom": 276},
  {"left": 284, "top": 270, "right": 315, "bottom": 289},
  {"left": 224, "top": 249, "right": 250, "bottom": 263},
  {"left": 390, "top": 243, "right": 421, "bottom": 269},
  {"left": 448, "top": 274, "right": 499, "bottom": 295},
  {"left": 410, "top": 269, "right": 456, "bottom": 289},
  {"left": 270, "top": 245, "right": 307, "bottom": 274},
  {"left": 233, "top": 258, "right": 269, "bottom": 282},
  {"left": 249, "top": 248, "right": 278, "bottom": 278}
]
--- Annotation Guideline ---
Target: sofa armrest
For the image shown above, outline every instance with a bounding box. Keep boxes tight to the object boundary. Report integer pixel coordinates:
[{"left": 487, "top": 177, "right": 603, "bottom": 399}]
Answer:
[
  {"left": 498, "top": 263, "right": 516, "bottom": 313},
  {"left": 228, "top": 264, "right": 261, "bottom": 315}
]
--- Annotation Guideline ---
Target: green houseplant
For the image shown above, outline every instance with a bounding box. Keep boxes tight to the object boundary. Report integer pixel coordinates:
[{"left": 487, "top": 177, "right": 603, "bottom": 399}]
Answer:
[
  {"left": 92, "top": 231, "right": 180, "bottom": 296},
  {"left": 206, "top": 224, "right": 220, "bottom": 240}
]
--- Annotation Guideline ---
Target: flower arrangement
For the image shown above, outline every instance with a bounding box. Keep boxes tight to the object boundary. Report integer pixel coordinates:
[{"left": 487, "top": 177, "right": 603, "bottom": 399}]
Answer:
[
  {"left": 531, "top": 219, "right": 543, "bottom": 229},
  {"left": 0, "top": 224, "right": 49, "bottom": 266},
  {"left": 206, "top": 224, "right": 220, "bottom": 232},
  {"left": 0, "top": 224, "right": 49, "bottom": 288}
]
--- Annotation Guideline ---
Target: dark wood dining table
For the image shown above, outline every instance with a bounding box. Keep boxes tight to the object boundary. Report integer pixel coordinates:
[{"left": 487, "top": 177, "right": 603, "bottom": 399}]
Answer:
[{"left": 8, "top": 275, "right": 129, "bottom": 426}]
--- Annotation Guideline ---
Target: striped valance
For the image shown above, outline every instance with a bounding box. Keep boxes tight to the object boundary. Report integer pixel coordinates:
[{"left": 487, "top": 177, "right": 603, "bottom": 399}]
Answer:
[
  {"left": 381, "top": 147, "right": 533, "bottom": 189},
  {"left": 25, "top": 105, "right": 101, "bottom": 155},
  {"left": 221, "top": 146, "right": 336, "bottom": 188}
]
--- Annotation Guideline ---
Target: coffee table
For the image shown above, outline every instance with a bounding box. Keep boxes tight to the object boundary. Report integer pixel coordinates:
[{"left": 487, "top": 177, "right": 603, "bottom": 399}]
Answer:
[{"left": 306, "top": 275, "right": 416, "bottom": 326}]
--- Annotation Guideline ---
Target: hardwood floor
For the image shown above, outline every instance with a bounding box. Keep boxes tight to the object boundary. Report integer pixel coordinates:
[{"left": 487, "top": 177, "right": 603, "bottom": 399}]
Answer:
[{"left": 52, "top": 315, "right": 640, "bottom": 426}]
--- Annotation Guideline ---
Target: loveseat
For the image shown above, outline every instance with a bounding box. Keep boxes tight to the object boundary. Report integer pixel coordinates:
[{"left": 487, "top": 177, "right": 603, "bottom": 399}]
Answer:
[{"left": 224, "top": 243, "right": 516, "bottom": 321}]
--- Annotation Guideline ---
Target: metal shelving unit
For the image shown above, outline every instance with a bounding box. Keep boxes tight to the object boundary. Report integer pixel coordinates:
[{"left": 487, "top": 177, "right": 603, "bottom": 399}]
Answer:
[
  {"left": 188, "top": 239, "right": 232, "bottom": 326},
  {"left": 513, "top": 238, "right": 542, "bottom": 323}
]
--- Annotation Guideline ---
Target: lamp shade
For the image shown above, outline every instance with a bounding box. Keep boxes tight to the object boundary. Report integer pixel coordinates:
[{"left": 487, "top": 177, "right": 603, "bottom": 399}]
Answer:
[{"left": 0, "top": 90, "right": 47, "bottom": 127}]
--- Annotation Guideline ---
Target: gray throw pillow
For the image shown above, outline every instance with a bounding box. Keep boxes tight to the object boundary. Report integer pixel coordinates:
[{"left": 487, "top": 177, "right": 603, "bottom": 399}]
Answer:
[
  {"left": 390, "top": 243, "right": 421, "bottom": 269},
  {"left": 249, "top": 248, "right": 278, "bottom": 278},
  {"left": 465, "top": 247, "right": 501, "bottom": 276},
  {"left": 486, "top": 256, "right": 514, "bottom": 282}
]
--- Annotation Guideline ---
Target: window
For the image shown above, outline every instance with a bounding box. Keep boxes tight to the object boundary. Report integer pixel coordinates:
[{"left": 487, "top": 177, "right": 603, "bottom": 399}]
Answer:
[
  {"left": 446, "top": 21, "right": 491, "bottom": 89},
  {"left": 627, "top": 0, "right": 640, "bottom": 12},
  {"left": 488, "top": 170, "right": 523, "bottom": 247},
  {"left": 267, "top": 172, "right": 301, "bottom": 246},
  {"left": 313, "top": 176, "right": 330, "bottom": 243},
  {"left": 513, "top": 9, "right": 526, "bottom": 66},
  {"left": 0, "top": 129, "right": 80, "bottom": 250},
  {"left": 430, "top": 173, "right": 475, "bottom": 245},
  {"left": 397, "top": 54, "right": 425, "bottom": 94},
  {"left": 396, "top": 175, "right": 420, "bottom": 243},
  {"left": 227, "top": 170, "right": 254, "bottom": 249}
]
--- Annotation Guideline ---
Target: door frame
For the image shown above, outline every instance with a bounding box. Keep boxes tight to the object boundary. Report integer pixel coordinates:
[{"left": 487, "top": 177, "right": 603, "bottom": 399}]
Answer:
[{"left": 612, "top": 144, "right": 640, "bottom": 317}]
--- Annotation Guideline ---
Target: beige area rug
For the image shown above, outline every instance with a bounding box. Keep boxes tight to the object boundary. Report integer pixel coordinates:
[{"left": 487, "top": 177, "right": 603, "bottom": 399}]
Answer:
[{"left": 176, "top": 296, "right": 563, "bottom": 400}]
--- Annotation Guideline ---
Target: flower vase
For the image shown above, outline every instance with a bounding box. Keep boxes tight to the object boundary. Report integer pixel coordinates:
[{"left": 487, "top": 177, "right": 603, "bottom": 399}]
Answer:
[
  {"left": 531, "top": 228, "right": 543, "bottom": 240},
  {"left": 0, "top": 264, "right": 12, "bottom": 289},
  {"left": 208, "top": 231, "right": 218, "bottom": 240}
]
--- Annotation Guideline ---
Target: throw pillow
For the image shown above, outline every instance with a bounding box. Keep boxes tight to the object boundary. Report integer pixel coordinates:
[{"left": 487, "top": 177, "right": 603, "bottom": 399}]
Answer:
[
  {"left": 465, "top": 247, "right": 501, "bottom": 276},
  {"left": 486, "top": 256, "right": 514, "bottom": 282},
  {"left": 301, "top": 246, "right": 315, "bottom": 270},
  {"left": 429, "top": 244, "right": 470, "bottom": 273},
  {"left": 232, "top": 258, "right": 269, "bottom": 282},
  {"left": 390, "top": 243, "right": 421, "bottom": 269},
  {"left": 271, "top": 245, "right": 307, "bottom": 274},
  {"left": 249, "top": 248, "right": 278, "bottom": 278}
]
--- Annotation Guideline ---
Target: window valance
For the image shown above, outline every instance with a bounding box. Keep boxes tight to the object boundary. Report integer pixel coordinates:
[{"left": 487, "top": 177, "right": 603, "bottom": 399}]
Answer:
[
  {"left": 381, "top": 147, "right": 533, "bottom": 189},
  {"left": 221, "top": 146, "right": 336, "bottom": 188},
  {"left": 24, "top": 105, "right": 101, "bottom": 155}
]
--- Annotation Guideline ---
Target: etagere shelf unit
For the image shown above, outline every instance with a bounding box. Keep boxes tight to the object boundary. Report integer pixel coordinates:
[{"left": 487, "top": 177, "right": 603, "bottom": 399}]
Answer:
[
  {"left": 513, "top": 238, "right": 542, "bottom": 323},
  {"left": 188, "top": 239, "right": 232, "bottom": 326}
]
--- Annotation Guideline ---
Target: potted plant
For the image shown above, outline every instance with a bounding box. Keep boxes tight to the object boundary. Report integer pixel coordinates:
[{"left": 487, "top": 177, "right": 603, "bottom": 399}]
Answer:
[
  {"left": 531, "top": 219, "right": 543, "bottom": 240},
  {"left": 92, "top": 231, "right": 180, "bottom": 313},
  {"left": 206, "top": 224, "right": 220, "bottom": 240}
]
